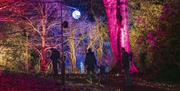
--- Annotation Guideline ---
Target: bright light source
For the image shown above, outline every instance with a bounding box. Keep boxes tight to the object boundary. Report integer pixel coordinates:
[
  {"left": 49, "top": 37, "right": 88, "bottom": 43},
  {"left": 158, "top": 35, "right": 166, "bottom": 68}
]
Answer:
[{"left": 72, "top": 10, "right": 81, "bottom": 19}]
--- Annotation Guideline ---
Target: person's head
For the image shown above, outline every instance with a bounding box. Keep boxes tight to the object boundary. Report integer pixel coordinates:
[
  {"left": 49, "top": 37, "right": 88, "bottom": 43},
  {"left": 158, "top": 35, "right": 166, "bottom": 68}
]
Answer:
[
  {"left": 130, "top": 52, "right": 133, "bottom": 56},
  {"left": 122, "top": 47, "right": 125, "bottom": 52},
  {"left": 88, "top": 48, "right": 92, "bottom": 53}
]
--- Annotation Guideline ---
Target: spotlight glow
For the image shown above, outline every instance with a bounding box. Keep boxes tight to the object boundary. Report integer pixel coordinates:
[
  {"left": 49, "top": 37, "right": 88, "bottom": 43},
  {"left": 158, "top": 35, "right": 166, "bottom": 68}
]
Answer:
[{"left": 72, "top": 10, "right": 81, "bottom": 19}]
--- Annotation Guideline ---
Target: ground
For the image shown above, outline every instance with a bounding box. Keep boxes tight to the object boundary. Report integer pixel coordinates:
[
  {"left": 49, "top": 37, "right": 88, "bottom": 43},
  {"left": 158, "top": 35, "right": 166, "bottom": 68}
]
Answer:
[{"left": 0, "top": 70, "right": 179, "bottom": 91}]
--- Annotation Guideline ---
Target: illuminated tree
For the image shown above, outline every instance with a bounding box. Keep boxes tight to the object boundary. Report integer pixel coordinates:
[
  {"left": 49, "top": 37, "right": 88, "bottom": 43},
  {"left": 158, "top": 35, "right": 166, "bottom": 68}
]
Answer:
[
  {"left": 103, "top": 0, "right": 140, "bottom": 74},
  {"left": 0, "top": 22, "right": 29, "bottom": 72},
  {"left": 64, "top": 16, "right": 109, "bottom": 73},
  {"left": 128, "top": 0, "right": 168, "bottom": 72},
  {"left": 0, "top": 0, "right": 66, "bottom": 72},
  {"left": 103, "top": 0, "right": 131, "bottom": 62}
]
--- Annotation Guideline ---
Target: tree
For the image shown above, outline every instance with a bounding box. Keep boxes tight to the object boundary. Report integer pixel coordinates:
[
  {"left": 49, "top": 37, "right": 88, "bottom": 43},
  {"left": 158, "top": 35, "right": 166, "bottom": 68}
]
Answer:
[
  {"left": 128, "top": 0, "right": 167, "bottom": 72},
  {"left": 0, "top": 0, "right": 113, "bottom": 73},
  {"left": 154, "top": 0, "right": 180, "bottom": 82},
  {"left": 103, "top": 0, "right": 131, "bottom": 62},
  {"left": 0, "top": 22, "right": 29, "bottom": 72},
  {"left": 0, "top": 0, "right": 65, "bottom": 72}
]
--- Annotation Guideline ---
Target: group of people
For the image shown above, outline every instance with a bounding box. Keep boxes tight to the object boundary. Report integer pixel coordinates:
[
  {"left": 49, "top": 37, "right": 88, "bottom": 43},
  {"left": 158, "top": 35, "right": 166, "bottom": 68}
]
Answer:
[
  {"left": 49, "top": 47, "right": 133, "bottom": 86},
  {"left": 84, "top": 48, "right": 132, "bottom": 85}
]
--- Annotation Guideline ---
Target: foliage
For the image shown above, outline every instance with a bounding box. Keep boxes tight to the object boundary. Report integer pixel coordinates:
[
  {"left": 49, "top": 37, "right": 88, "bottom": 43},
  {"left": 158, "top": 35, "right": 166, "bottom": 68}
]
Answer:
[
  {"left": 0, "top": 23, "right": 29, "bottom": 72},
  {"left": 129, "top": 0, "right": 180, "bottom": 82},
  {"left": 129, "top": 0, "right": 166, "bottom": 71},
  {"left": 154, "top": 0, "right": 180, "bottom": 82}
]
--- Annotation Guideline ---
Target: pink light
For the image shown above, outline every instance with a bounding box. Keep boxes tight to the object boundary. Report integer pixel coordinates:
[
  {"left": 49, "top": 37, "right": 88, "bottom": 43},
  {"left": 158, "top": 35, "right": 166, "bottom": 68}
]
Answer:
[
  {"left": 104, "top": 0, "right": 138, "bottom": 73},
  {"left": 0, "top": 17, "right": 14, "bottom": 22},
  {"left": 104, "top": 0, "right": 119, "bottom": 63},
  {"left": 119, "top": 0, "right": 130, "bottom": 53}
]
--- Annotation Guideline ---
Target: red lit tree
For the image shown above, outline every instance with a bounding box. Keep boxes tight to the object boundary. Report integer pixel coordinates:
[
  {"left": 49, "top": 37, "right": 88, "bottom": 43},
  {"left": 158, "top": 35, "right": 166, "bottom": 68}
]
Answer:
[{"left": 0, "top": 0, "right": 64, "bottom": 72}]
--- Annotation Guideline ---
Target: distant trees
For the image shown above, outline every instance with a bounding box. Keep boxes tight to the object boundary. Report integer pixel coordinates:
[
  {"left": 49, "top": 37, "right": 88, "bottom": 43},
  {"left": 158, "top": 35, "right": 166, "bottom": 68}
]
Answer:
[{"left": 0, "top": 0, "right": 111, "bottom": 73}]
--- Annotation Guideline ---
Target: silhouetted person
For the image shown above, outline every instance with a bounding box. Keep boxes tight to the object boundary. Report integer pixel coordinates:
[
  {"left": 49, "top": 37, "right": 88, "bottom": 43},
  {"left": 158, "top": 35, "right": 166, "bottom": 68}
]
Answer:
[
  {"left": 61, "top": 55, "right": 66, "bottom": 85},
  {"left": 109, "top": 58, "right": 122, "bottom": 75},
  {"left": 50, "top": 48, "right": 60, "bottom": 76},
  {"left": 140, "top": 51, "right": 147, "bottom": 77},
  {"left": 85, "top": 48, "right": 97, "bottom": 83},
  {"left": 122, "top": 48, "right": 132, "bottom": 86},
  {"left": 99, "top": 63, "right": 106, "bottom": 75},
  {"left": 98, "top": 61, "right": 109, "bottom": 84}
]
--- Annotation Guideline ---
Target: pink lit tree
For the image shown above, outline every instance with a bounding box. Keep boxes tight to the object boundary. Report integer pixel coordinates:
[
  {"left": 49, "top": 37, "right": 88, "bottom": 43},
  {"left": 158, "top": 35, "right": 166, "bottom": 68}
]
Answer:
[
  {"left": 104, "top": 0, "right": 138, "bottom": 73},
  {"left": 103, "top": 0, "right": 130, "bottom": 61}
]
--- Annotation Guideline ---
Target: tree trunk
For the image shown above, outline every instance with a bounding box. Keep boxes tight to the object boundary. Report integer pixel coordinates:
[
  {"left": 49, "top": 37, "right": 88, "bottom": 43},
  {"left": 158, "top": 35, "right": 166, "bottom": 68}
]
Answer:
[
  {"left": 40, "top": 18, "right": 47, "bottom": 72},
  {"left": 104, "top": 0, "right": 138, "bottom": 73},
  {"left": 103, "top": 0, "right": 120, "bottom": 63}
]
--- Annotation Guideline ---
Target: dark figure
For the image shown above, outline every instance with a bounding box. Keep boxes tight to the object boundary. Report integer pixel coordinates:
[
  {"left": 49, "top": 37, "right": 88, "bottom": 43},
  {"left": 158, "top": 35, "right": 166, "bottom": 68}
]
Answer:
[
  {"left": 99, "top": 64, "right": 106, "bottom": 75},
  {"left": 61, "top": 55, "right": 66, "bottom": 85},
  {"left": 140, "top": 51, "right": 147, "bottom": 76},
  {"left": 85, "top": 48, "right": 97, "bottom": 74},
  {"left": 50, "top": 48, "right": 60, "bottom": 76},
  {"left": 98, "top": 61, "right": 109, "bottom": 85},
  {"left": 109, "top": 59, "right": 122, "bottom": 74},
  {"left": 122, "top": 48, "right": 132, "bottom": 86},
  {"left": 85, "top": 48, "right": 97, "bottom": 83},
  {"left": 129, "top": 52, "right": 133, "bottom": 62}
]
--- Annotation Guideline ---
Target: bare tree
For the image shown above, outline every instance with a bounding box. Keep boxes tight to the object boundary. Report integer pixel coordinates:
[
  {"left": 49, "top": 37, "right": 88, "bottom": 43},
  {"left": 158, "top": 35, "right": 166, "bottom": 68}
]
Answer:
[{"left": 0, "top": 0, "right": 65, "bottom": 72}]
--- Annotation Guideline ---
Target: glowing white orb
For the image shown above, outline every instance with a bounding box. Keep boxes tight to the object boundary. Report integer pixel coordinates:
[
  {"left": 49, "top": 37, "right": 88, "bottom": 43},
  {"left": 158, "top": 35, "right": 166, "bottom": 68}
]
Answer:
[{"left": 72, "top": 10, "right": 81, "bottom": 19}]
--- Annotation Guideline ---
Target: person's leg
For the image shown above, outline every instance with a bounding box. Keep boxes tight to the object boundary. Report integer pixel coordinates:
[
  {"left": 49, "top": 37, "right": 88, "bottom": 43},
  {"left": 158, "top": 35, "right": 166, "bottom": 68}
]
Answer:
[
  {"left": 52, "top": 61, "right": 58, "bottom": 78},
  {"left": 90, "top": 69, "right": 94, "bottom": 83},
  {"left": 125, "top": 67, "right": 132, "bottom": 86},
  {"left": 86, "top": 68, "right": 92, "bottom": 83},
  {"left": 124, "top": 67, "right": 128, "bottom": 83}
]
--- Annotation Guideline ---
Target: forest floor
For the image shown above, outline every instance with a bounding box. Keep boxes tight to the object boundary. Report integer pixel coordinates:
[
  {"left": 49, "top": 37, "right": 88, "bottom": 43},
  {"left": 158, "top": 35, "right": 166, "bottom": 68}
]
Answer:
[{"left": 0, "top": 70, "right": 179, "bottom": 91}]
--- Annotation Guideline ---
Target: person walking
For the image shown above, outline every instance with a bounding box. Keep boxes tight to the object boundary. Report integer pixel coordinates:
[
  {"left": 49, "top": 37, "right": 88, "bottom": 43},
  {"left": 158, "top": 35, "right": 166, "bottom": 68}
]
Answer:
[
  {"left": 122, "top": 48, "right": 132, "bottom": 86},
  {"left": 85, "top": 48, "right": 97, "bottom": 83},
  {"left": 50, "top": 48, "right": 61, "bottom": 76}
]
